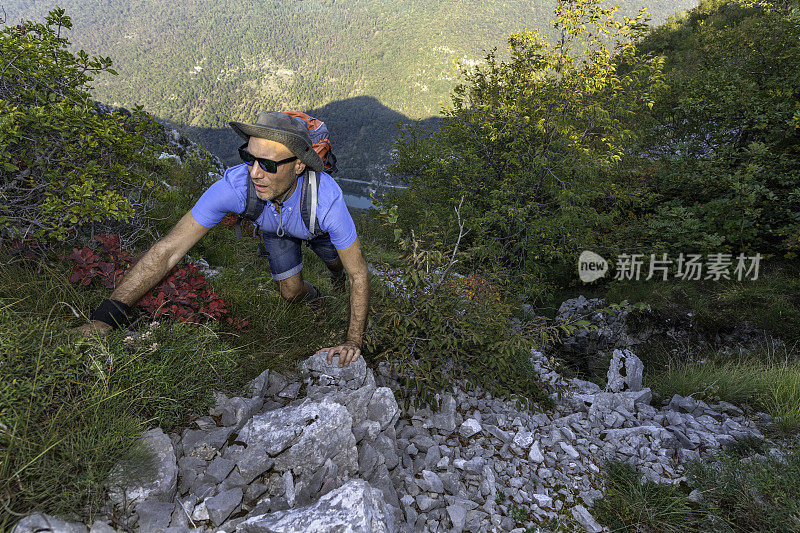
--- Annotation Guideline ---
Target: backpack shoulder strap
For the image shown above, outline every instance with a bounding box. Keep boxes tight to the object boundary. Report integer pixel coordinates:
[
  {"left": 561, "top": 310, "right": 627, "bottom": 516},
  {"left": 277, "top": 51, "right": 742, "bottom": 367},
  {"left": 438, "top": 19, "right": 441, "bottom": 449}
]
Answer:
[
  {"left": 241, "top": 176, "right": 266, "bottom": 221},
  {"left": 236, "top": 176, "right": 266, "bottom": 238},
  {"left": 300, "top": 171, "right": 324, "bottom": 237}
]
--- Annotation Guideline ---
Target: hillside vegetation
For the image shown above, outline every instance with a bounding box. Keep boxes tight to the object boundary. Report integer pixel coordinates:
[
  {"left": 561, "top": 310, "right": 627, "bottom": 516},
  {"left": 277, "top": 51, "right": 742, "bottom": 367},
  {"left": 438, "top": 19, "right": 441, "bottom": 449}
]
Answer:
[
  {"left": 1, "top": 0, "right": 799, "bottom": 530},
  {"left": 2, "top": 0, "right": 696, "bottom": 178}
]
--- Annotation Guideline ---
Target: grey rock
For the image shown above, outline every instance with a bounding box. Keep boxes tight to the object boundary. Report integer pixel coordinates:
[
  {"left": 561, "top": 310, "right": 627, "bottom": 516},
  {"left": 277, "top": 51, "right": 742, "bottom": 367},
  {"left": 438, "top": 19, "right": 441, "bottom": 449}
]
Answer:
[
  {"left": 306, "top": 374, "right": 376, "bottom": 427},
  {"left": 427, "top": 394, "right": 457, "bottom": 433},
  {"left": 240, "top": 398, "right": 357, "bottom": 502},
  {"left": 416, "top": 494, "right": 438, "bottom": 512},
  {"left": 109, "top": 428, "right": 178, "bottom": 506},
  {"left": 221, "top": 397, "right": 264, "bottom": 429},
  {"left": 370, "top": 462, "right": 401, "bottom": 510},
  {"left": 182, "top": 426, "right": 234, "bottom": 460},
  {"left": 88, "top": 521, "right": 116, "bottom": 533},
  {"left": 266, "top": 371, "right": 290, "bottom": 397},
  {"left": 459, "top": 419, "right": 482, "bottom": 439},
  {"left": 220, "top": 469, "right": 248, "bottom": 493},
  {"left": 135, "top": 501, "right": 173, "bottom": 532},
  {"left": 374, "top": 435, "right": 400, "bottom": 471},
  {"left": 206, "top": 487, "right": 243, "bottom": 526},
  {"left": 367, "top": 387, "right": 400, "bottom": 430},
  {"left": 206, "top": 457, "right": 236, "bottom": 483},
  {"left": 248, "top": 369, "right": 270, "bottom": 397},
  {"left": 420, "top": 470, "right": 444, "bottom": 493},
  {"left": 278, "top": 382, "right": 301, "bottom": 400},
  {"left": 528, "top": 441, "right": 545, "bottom": 463},
  {"left": 301, "top": 350, "right": 368, "bottom": 389},
  {"left": 233, "top": 444, "right": 275, "bottom": 484},
  {"left": 12, "top": 514, "right": 88, "bottom": 533},
  {"left": 236, "top": 478, "right": 395, "bottom": 532},
  {"left": 513, "top": 430, "right": 534, "bottom": 449},
  {"left": 606, "top": 349, "right": 644, "bottom": 392},
  {"left": 359, "top": 442, "right": 380, "bottom": 479},
  {"left": 571, "top": 504, "right": 602, "bottom": 533},
  {"left": 480, "top": 464, "right": 496, "bottom": 498}
]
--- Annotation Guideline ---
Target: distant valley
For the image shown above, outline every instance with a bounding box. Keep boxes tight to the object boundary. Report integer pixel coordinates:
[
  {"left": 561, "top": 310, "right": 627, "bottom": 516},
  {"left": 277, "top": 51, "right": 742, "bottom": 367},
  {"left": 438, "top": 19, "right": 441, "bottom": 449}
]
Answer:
[{"left": 3, "top": 0, "right": 696, "bottom": 191}]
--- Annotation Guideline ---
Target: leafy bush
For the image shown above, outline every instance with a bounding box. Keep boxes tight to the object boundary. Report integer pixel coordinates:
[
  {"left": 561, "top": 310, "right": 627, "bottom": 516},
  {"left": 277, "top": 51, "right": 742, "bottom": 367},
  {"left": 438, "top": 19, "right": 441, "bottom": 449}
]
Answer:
[
  {"left": 631, "top": 0, "right": 800, "bottom": 258},
  {"left": 364, "top": 202, "right": 580, "bottom": 410},
  {"left": 0, "top": 8, "right": 164, "bottom": 244}
]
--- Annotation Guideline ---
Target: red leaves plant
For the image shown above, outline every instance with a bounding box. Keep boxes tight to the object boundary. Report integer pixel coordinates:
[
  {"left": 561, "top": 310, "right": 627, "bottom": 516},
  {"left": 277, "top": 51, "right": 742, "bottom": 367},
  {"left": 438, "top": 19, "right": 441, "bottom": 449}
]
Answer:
[{"left": 69, "top": 233, "right": 248, "bottom": 328}]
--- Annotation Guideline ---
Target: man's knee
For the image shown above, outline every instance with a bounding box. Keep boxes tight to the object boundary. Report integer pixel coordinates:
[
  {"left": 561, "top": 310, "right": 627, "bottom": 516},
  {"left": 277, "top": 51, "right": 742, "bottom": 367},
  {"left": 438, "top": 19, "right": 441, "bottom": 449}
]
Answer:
[{"left": 277, "top": 277, "right": 305, "bottom": 302}]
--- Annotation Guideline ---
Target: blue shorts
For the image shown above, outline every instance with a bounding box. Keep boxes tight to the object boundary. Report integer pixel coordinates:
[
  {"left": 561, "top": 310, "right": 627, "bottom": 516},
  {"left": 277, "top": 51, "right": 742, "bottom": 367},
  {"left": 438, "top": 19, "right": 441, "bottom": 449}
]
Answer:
[{"left": 262, "top": 232, "right": 340, "bottom": 281}]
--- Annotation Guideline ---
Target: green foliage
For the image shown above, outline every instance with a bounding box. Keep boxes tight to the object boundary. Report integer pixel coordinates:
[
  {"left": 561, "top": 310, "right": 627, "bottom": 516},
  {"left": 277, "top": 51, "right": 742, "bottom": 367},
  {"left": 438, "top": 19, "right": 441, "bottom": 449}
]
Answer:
[
  {"left": 594, "top": 460, "right": 707, "bottom": 532},
  {"left": 632, "top": 0, "right": 800, "bottom": 257},
  {"left": 0, "top": 8, "right": 164, "bottom": 243},
  {"left": 687, "top": 447, "right": 800, "bottom": 532},
  {"left": 386, "top": 0, "right": 666, "bottom": 300},
  {"left": 0, "top": 299, "right": 240, "bottom": 522},
  {"left": 364, "top": 202, "right": 571, "bottom": 410}
]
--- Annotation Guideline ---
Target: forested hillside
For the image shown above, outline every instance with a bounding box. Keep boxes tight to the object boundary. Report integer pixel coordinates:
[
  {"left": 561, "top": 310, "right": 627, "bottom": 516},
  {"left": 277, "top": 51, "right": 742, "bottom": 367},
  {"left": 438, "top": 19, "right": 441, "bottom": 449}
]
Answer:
[{"left": 1, "top": 0, "right": 695, "bottom": 179}]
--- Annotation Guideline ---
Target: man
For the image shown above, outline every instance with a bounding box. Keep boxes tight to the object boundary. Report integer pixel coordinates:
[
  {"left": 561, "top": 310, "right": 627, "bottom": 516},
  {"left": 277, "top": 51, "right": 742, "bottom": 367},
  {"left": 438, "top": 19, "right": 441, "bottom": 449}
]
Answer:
[{"left": 80, "top": 111, "right": 369, "bottom": 368}]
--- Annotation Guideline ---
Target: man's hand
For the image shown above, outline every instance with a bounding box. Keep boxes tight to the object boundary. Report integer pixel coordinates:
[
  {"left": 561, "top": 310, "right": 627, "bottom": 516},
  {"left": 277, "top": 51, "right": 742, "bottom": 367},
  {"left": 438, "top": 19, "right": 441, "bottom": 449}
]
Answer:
[
  {"left": 319, "top": 340, "right": 361, "bottom": 367},
  {"left": 73, "top": 320, "right": 112, "bottom": 336}
]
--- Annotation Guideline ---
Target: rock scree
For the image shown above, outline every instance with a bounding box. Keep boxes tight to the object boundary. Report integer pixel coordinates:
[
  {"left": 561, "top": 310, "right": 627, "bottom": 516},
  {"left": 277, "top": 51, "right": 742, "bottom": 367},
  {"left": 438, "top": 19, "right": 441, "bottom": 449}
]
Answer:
[{"left": 12, "top": 298, "right": 780, "bottom": 533}]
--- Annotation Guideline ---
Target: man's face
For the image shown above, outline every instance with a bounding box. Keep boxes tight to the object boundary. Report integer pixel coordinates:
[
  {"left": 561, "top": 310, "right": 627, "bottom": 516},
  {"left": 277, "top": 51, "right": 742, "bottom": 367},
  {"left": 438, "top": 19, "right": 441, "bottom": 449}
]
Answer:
[{"left": 246, "top": 137, "right": 306, "bottom": 202}]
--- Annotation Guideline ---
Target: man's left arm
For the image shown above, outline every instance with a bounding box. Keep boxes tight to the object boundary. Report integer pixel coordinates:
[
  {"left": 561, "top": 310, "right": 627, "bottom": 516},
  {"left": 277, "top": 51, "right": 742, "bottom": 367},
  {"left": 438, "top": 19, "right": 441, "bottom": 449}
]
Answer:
[{"left": 320, "top": 236, "right": 370, "bottom": 367}]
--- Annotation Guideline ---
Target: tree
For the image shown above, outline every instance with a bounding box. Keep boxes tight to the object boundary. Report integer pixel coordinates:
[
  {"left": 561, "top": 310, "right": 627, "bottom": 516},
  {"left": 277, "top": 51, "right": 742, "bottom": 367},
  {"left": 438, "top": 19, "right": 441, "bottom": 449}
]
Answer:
[
  {"left": 386, "top": 0, "right": 665, "bottom": 299},
  {"left": 0, "top": 8, "right": 163, "bottom": 244}
]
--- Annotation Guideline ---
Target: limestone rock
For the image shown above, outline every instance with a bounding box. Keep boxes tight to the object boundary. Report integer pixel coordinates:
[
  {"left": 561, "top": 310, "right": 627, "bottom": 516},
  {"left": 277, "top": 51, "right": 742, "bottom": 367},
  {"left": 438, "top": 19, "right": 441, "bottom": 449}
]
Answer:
[
  {"left": 12, "top": 514, "right": 88, "bottom": 533},
  {"left": 606, "top": 349, "right": 644, "bottom": 392},
  {"left": 235, "top": 479, "right": 396, "bottom": 532},
  {"left": 108, "top": 428, "right": 177, "bottom": 506}
]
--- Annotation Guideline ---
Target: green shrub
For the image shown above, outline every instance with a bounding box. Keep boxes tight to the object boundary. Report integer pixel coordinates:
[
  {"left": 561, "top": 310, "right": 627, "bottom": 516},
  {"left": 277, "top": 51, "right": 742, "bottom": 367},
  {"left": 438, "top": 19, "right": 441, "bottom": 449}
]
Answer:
[
  {"left": 632, "top": 0, "right": 800, "bottom": 258},
  {"left": 0, "top": 8, "right": 164, "bottom": 244},
  {"left": 363, "top": 203, "right": 576, "bottom": 410},
  {"left": 385, "top": 0, "right": 665, "bottom": 300}
]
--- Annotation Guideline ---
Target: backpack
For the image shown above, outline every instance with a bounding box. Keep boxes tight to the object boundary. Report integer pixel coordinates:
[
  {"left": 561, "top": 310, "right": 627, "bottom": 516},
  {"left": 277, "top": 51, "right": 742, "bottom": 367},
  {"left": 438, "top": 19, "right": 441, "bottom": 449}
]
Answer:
[{"left": 236, "top": 111, "right": 338, "bottom": 240}]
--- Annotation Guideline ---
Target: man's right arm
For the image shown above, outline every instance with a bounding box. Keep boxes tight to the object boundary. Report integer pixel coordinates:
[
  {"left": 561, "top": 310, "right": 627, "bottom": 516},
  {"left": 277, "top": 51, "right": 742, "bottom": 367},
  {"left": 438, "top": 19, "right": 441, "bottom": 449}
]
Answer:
[{"left": 78, "top": 211, "right": 211, "bottom": 334}]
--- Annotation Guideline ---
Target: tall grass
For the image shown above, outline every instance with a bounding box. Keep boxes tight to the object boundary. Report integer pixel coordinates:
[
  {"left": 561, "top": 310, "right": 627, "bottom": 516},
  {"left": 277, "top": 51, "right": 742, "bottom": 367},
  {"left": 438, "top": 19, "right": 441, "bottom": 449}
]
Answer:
[
  {"left": 593, "top": 460, "right": 707, "bottom": 532},
  {"left": 687, "top": 447, "right": 800, "bottom": 532},
  {"left": 0, "top": 249, "right": 246, "bottom": 527},
  {"left": 646, "top": 344, "right": 800, "bottom": 432}
]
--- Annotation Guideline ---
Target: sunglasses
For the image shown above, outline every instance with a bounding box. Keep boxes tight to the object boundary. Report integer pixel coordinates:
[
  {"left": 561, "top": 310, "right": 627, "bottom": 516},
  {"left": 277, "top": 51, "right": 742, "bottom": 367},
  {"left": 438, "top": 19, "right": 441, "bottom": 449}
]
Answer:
[{"left": 238, "top": 143, "right": 297, "bottom": 173}]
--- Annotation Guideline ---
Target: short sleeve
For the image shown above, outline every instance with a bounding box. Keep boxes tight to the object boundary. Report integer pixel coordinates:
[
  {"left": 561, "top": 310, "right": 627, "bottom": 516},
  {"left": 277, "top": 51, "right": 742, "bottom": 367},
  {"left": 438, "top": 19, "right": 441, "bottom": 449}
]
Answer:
[
  {"left": 319, "top": 190, "right": 358, "bottom": 250},
  {"left": 190, "top": 178, "right": 243, "bottom": 229}
]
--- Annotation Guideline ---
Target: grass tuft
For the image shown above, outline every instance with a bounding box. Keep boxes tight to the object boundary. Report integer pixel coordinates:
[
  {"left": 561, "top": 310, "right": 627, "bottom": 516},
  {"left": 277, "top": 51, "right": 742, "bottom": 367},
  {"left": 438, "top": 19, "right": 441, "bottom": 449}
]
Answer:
[
  {"left": 593, "top": 460, "right": 706, "bottom": 532},
  {"left": 646, "top": 351, "right": 800, "bottom": 432}
]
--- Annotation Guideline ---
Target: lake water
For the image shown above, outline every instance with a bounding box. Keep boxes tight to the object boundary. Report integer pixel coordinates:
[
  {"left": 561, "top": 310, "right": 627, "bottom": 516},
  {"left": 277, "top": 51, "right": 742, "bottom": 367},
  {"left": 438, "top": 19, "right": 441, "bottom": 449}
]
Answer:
[{"left": 344, "top": 194, "right": 376, "bottom": 210}]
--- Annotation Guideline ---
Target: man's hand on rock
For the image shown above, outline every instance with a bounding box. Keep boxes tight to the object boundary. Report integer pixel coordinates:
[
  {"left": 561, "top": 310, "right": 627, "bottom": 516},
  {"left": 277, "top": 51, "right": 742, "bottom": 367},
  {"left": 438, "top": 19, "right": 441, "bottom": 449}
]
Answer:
[
  {"left": 319, "top": 340, "right": 361, "bottom": 367},
  {"left": 73, "top": 320, "right": 113, "bottom": 336}
]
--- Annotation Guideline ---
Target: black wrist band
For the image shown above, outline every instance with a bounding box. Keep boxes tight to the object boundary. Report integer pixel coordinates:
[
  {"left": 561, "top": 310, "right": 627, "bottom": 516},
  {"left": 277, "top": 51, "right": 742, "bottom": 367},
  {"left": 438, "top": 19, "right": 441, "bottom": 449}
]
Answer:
[{"left": 90, "top": 298, "right": 131, "bottom": 329}]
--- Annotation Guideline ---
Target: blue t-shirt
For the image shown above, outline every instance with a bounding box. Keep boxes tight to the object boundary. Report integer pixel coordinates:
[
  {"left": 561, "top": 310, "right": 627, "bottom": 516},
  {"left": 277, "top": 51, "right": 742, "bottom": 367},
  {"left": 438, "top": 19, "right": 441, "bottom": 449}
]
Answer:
[{"left": 191, "top": 163, "right": 358, "bottom": 250}]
